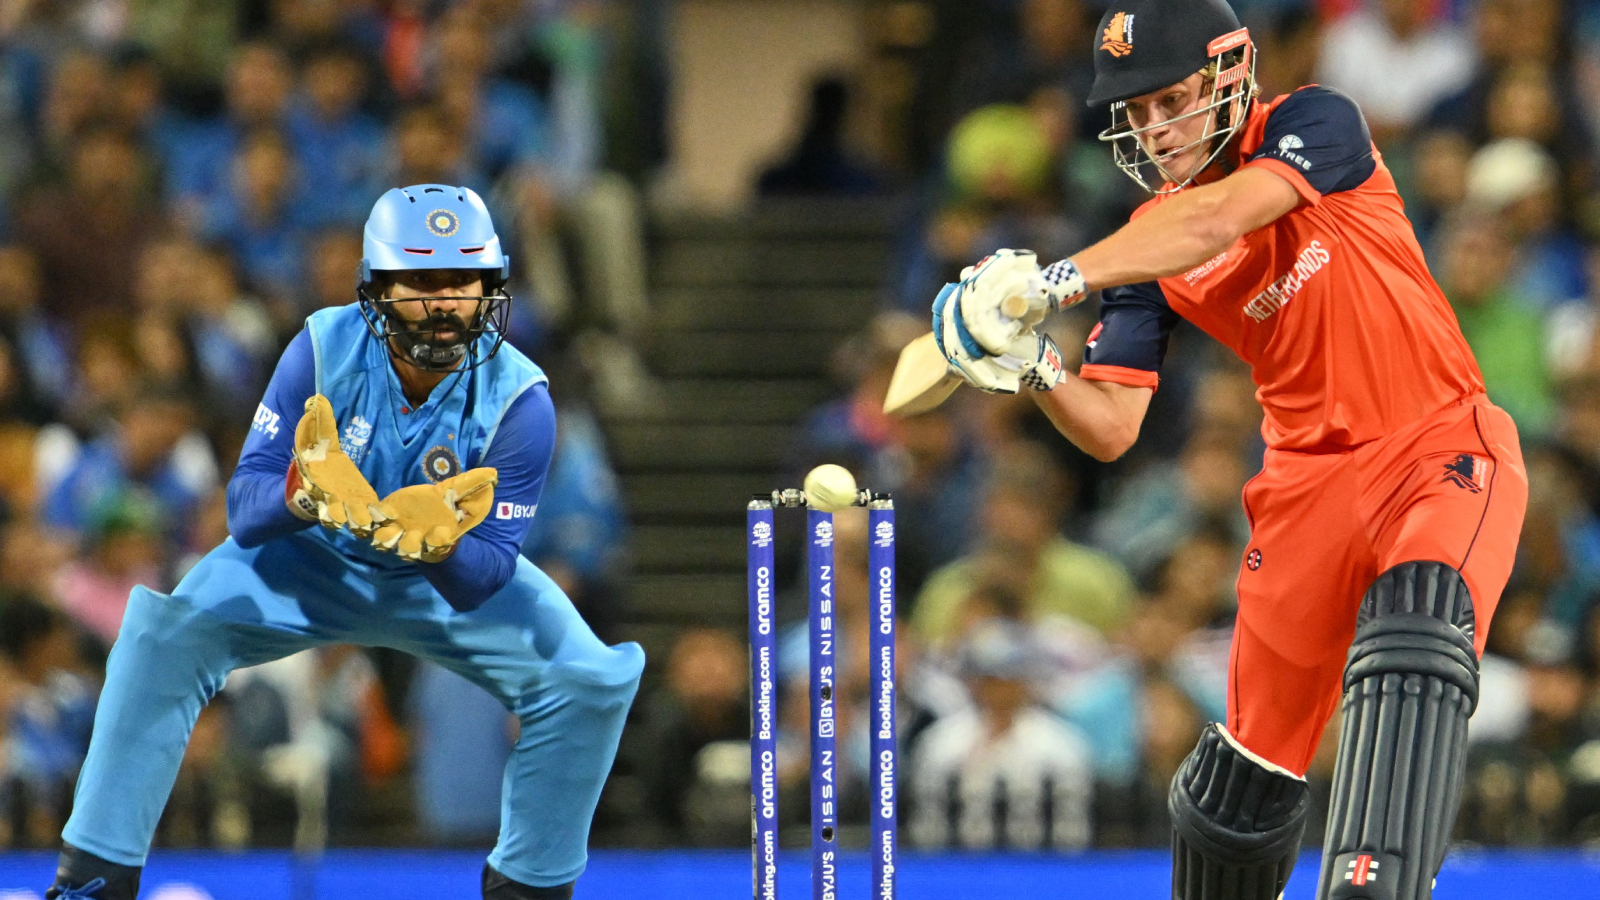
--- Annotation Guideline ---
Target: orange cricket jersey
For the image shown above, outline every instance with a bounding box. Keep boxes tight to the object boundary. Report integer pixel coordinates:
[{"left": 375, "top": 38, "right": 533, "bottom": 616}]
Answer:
[{"left": 1080, "top": 86, "right": 1485, "bottom": 452}]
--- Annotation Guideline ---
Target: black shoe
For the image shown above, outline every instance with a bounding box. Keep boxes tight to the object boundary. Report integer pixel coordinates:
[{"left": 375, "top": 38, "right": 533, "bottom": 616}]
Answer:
[
  {"left": 482, "top": 863, "right": 574, "bottom": 899},
  {"left": 46, "top": 845, "right": 141, "bottom": 900}
]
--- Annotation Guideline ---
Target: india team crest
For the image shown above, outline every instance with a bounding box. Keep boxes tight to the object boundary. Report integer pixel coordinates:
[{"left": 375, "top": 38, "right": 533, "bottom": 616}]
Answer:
[
  {"left": 423, "top": 445, "right": 462, "bottom": 482},
  {"left": 425, "top": 208, "right": 460, "bottom": 237}
]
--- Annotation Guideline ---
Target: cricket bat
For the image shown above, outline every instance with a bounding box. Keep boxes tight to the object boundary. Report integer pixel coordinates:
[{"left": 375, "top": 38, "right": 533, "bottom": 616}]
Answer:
[{"left": 882, "top": 295, "right": 1031, "bottom": 417}]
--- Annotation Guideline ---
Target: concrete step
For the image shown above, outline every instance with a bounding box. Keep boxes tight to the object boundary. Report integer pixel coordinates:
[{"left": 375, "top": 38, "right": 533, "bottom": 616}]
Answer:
[
  {"left": 651, "top": 239, "right": 891, "bottom": 289},
  {"left": 631, "top": 524, "right": 747, "bottom": 572},
  {"left": 602, "top": 378, "right": 830, "bottom": 425},
  {"left": 621, "top": 572, "right": 746, "bottom": 626},
  {"left": 641, "top": 330, "right": 848, "bottom": 378},
  {"left": 651, "top": 287, "right": 880, "bottom": 331},
  {"left": 608, "top": 422, "right": 794, "bottom": 472},
  {"left": 651, "top": 199, "right": 904, "bottom": 242},
  {"left": 621, "top": 471, "right": 782, "bottom": 522}
]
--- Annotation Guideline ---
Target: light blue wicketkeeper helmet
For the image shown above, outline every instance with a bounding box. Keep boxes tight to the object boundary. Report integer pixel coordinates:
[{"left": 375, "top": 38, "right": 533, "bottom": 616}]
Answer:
[{"left": 357, "top": 184, "right": 512, "bottom": 371}]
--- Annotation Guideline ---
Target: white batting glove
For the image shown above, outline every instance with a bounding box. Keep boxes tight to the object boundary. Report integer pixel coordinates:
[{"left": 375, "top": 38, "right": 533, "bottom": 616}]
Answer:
[
  {"left": 1019, "top": 333, "right": 1066, "bottom": 392},
  {"left": 944, "top": 250, "right": 1089, "bottom": 358}
]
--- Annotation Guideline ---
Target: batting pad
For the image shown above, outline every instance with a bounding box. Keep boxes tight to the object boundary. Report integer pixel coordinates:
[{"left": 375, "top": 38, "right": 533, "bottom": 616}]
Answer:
[
  {"left": 1319, "top": 561, "right": 1478, "bottom": 900},
  {"left": 1170, "top": 723, "right": 1310, "bottom": 900}
]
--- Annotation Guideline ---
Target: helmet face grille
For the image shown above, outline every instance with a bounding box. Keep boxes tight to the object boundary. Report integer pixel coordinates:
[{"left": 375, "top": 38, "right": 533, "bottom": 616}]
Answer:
[
  {"left": 356, "top": 284, "right": 513, "bottom": 372},
  {"left": 1098, "top": 30, "right": 1257, "bottom": 194}
]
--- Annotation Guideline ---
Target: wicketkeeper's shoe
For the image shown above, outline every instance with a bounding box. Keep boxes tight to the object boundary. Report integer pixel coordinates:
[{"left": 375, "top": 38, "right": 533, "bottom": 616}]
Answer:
[
  {"left": 482, "top": 863, "right": 575, "bottom": 899},
  {"left": 46, "top": 844, "right": 141, "bottom": 900}
]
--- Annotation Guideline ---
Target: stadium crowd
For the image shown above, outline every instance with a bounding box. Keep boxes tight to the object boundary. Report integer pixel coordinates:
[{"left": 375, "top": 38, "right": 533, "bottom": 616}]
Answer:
[{"left": 2, "top": 0, "right": 1600, "bottom": 861}]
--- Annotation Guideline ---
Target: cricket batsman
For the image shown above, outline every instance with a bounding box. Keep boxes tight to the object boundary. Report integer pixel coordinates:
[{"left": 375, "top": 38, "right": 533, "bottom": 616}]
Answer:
[
  {"left": 931, "top": 0, "right": 1527, "bottom": 897},
  {"left": 46, "top": 185, "right": 644, "bottom": 900}
]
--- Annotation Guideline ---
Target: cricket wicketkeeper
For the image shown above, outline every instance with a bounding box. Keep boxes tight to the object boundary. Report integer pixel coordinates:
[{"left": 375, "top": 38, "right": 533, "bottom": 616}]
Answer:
[
  {"left": 45, "top": 185, "right": 644, "bottom": 900},
  {"left": 932, "top": 0, "right": 1528, "bottom": 897}
]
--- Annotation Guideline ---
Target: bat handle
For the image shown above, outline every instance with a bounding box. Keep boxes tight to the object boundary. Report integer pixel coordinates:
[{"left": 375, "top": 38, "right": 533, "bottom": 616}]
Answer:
[{"left": 1000, "top": 295, "right": 1030, "bottom": 318}]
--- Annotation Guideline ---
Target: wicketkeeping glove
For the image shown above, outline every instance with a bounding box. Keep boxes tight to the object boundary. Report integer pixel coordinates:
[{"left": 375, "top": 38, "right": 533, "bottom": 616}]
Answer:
[
  {"left": 369, "top": 468, "right": 499, "bottom": 563},
  {"left": 287, "top": 395, "right": 381, "bottom": 536}
]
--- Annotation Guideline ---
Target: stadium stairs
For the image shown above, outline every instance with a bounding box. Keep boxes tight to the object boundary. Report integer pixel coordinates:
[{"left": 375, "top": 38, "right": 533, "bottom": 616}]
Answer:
[{"left": 600, "top": 199, "right": 898, "bottom": 662}]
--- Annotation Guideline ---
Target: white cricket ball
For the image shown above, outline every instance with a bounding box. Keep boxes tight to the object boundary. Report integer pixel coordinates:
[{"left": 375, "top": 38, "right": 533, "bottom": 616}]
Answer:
[{"left": 804, "top": 464, "right": 859, "bottom": 512}]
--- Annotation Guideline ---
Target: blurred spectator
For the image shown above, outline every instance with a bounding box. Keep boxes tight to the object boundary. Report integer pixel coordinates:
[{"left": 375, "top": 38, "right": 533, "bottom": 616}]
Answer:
[
  {"left": 53, "top": 489, "right": 166, "bottom": 646},
  {"left": 1459, "top": 639, "right": 1600, "bottom": 844},
  {"left": 125, "top": 0, "right": 243, "bottom": 90},
  {"left": 908, "top": 619, "right": 1093, "bottom": 849},
  {"left": 1438, "top": 210, "right": 1555, "bottom": 435},
  {"left": 1465, "top": 138, "right": 1588, "bottom": 309},
  {"left": 40, "top": 386, "right": 218, "bottom": 542},
  {"left": 228, "top": 645, "right": 403, "bottom": 847},
  {"left": 200, "top": 128, "right": 312, "bottom": 307},
  {"left": 303, "top": 228, "right": 363, "bottom": 312},
  {"left": 758, "top": 76, "right": 884, "bottom": 197},
  {"left": 912, "top": 442, "right": 1134, "bottom": 647},
  {"left": 0, "top": 246, "right": 72, "bottom": 422},
  {"left": 430, "top": 8, "right": 546, "bottom": 184},
  {"left": 390, "top": 102, "right": 483, "bottom": 190},
  {"left": 286, "top": 44, "right": 385, "bottom": 231},
  {"left": 1317, "top": 0, "right": 1475, "bottom": 140},
  {"left": 162, "top": 40, "right": 293, "bottom": 224},
  {"left": 1092, "top": 426, "right": 1252, "bottom": 581},
  {"left": 0, "top": 595, "right": 96, "bottom": 848},
  {"left": 15, "top": 125, "right": 153, "bottom": 327},
  {"left": 638, "top": 628, "right": 748, "bottom": 843}
]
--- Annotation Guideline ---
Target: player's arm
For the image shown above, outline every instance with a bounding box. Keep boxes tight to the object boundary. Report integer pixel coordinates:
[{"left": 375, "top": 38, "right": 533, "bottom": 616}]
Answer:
[
  {"left": 1071, "top": 86, "right": 1375, "bottom": 294},
  {"left": 228, "top": 329, "right": 318, "bottom": 548},
  {"left": 416, "top": 382, "right": 555, "bottom": 612},
  {"left": 1070, "top": 166, "right": 1300, "bottom": 289},
  {"left": 1034, "top": 279, "right": 1178, "bottom": 462},
  {"left": 1031, "top": 375, "right": 1152, "bottom": 463}
]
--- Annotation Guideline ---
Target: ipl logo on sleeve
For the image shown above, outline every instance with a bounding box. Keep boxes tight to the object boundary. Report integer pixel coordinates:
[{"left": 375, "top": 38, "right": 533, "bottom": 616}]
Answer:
[{"left": 251, "top": 403, "right": 281, "bottom": 439}]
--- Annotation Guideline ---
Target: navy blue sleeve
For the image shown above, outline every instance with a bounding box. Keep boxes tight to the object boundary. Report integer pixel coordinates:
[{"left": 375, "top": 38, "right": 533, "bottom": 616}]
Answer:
[
  {"left": 1247, "top": 86, "right": 1376, "bottom": 198},
  {"left": 419, "top": 382, "right": 556, "bottom": 612},
  {"left": 1080, "top": 281, "right": 1180, "bottom": 388},
  {"left": 227, "top": 329, "right": 318, "bottom": 548}
]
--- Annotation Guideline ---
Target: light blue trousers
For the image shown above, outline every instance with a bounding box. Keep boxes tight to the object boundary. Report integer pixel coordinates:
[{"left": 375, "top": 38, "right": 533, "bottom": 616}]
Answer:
[{"left": 61, "top": 534, "right": 644, "bottom": 889}]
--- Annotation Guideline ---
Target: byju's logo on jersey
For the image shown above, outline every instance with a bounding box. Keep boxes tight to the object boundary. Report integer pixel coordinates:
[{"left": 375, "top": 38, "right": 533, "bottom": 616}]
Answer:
[
  {"left": 1442, "top": 453, "right": 1486, "bottom": 493},
  {"left": 251, "top": 403, "right": 281, "bottom": 439},
  {"left": 496, "top": 501, "right": 537, "bottom": 520},
  {"left": 341, "top": 416, "right": 373, "bottom": 463},
  {"left": 422, "top": 445, "right": 462, "bottom": 482},
  {"left": 1275, "top": 134, "right": 1312, "bottom": 171}
]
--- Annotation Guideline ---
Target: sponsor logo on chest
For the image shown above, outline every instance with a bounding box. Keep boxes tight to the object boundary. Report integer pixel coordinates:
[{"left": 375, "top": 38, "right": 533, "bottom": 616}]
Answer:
[
  {"left": 1243, "top": 239, "right": 1331, "bottom": 322},
  {"left": 1183, "top": 250, "right": 1229, "bottom": 285}
]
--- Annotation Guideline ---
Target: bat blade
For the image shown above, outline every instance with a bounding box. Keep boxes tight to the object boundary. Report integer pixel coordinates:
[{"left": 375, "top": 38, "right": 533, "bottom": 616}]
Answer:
[{"left": 883, "top": 333, "right": 962, "bottom": 417}]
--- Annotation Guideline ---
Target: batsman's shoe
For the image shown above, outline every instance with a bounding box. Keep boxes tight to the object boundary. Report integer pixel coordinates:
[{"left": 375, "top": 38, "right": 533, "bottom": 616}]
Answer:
[
  {"left": 370, "top": 467, "right": 498, "bottom": 562},
  {"left": 287, "top": 394, "right": 381, "bottom": 536}
]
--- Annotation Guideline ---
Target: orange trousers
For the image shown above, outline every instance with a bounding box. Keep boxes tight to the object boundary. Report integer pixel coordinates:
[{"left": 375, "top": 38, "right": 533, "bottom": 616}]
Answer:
[{"left": 1228, "top": 394, "right": 1527, "bottom": 775}]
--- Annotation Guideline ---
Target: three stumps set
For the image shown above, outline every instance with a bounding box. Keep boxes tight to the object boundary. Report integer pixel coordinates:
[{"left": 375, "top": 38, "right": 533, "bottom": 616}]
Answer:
[{"left": 747, "top": 479, "right": 898, "bottom": 900}]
